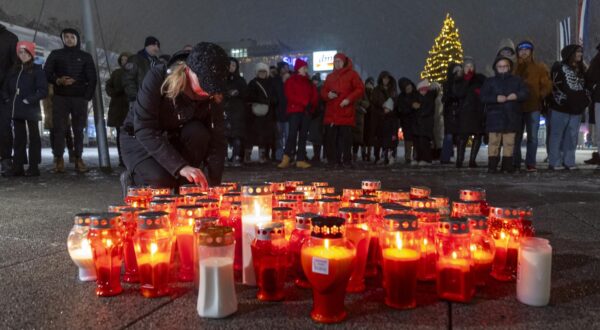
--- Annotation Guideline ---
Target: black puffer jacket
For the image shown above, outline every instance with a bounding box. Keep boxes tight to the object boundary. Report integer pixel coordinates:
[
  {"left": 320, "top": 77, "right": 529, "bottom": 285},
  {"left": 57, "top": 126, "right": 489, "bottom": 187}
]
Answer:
[
  {"left": 413, "top": 90, "right": 438, "bottom": 139},
  {"left": 245, "top": 77, "right": 277, "bottom": 146},
  {"left": 453, "top": 72, "right": 486, "bottom": 135},
  {"left": 121, "top": 64, "right": 226, "bottom": 185},
  {"left": 43, "top": 28, "right": 97, "bottom": 100},
  {"left": 224, "top": 58, "right": 247, "bottom": 139},
  {"left": 2, "top": 63, "right": 48, "bottom": 121},
  {"left": 397, "top": 77, "right": 418, "bottom": 141},
  {"left": 442, "top": 63, "right": 462, "bottom": 135},
  {"left": 549, "top": 45, "right": 590, "bottom": 115},
  {"left": 106, "top": 53, "right": 130, "bottom": 127},
  {"left": 0, "top": 24, "right": 18, "bottom": 89}
]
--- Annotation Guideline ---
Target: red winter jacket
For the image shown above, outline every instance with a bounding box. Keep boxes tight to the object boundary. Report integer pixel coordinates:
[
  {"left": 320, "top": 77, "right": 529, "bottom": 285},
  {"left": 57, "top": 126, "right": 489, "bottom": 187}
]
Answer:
[
  {"left": 321, "top": 53, "right": 365, "bottom": 126},
  {"left": 284, "top": 73, "right": 318, "bottom": 114}
]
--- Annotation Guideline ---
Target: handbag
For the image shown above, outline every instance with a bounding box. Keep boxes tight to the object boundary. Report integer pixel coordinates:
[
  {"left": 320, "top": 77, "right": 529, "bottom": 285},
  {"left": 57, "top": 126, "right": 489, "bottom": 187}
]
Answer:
[{"left": 251, "top": 81, "right": 270, "bottom": 116}]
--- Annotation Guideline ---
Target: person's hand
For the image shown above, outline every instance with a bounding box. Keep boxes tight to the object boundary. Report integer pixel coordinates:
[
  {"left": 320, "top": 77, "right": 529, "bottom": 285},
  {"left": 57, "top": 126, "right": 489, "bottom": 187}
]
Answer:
[
  {"left": 507, "top": 93, "right": 517, "bottom": 101},
  {"left": 497, "top": 95, "right": 507, "bottom": 103},
  {"left": 328, "top": 91, "right": 338, "bottom": 100},
  {"left": 179, "top": 166, "right": 208, "bottom": 188},
  {"left": 58, "top": 76, "right": 75, "bottom": 86},
  {"left": 211, "top": 93, "right": 224, "bottom": 104},
  {"left": 340, "top": 98, "right": 350, "bottom": 107},
  {"left": 22, "top": 99, "right": 29, "bottom": 105},
  {"left": 412, "top": 102, "right": 421, "bottom": 109}
]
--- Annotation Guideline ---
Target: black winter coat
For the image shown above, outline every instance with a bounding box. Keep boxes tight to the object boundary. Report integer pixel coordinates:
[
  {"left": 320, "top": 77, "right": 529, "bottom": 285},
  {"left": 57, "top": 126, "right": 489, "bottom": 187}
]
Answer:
[
  {"left": 442, "top": 63, "right": 462, "bottom": 135},
  {"left": 224, "top": 72, "right": 247, "bottom": 139},
  {"left": 412, "top": 90, "right": 438, "bottom": 139},
  {"left": 106, "top": 67, "right": 129, "bottom": 127},
  {"left": 121, "top": 65, "right": 226, "bottom": 185},
  {"left": 0, "top": 24, "right": 18, "bottom": 89},
  {"left": 586, "top": 53, "right": 600, "bottom": 105},
  {"left": 453, "top": 73, "right": 486, "bottom": 135},
  {"left": 2, "top": 63, "right": 48, "bottom": 121},
  {"left": 245, "top": 77, "right": 277, "bottom": 146},
  {"left": 549, "top": 62, "right": 590, "bottom": 115},
  {"left": 480, "top": 73, "right": 528, "bottom": 133},
  {"left": 397, "top": 78, "right": 418, "bottom": 141},
  {"left": 271, "top": 75, "right": 288, "bottom": 122},
  {"left": 43, "top": 29, "right": 96, "bottom": 100},
  {"left": 123, "top": 49, "right": 158, "bottom": 101}
]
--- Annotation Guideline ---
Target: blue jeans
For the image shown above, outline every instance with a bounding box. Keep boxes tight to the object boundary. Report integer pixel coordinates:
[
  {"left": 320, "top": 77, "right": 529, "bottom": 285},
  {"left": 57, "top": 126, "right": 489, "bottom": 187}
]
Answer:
[
  {"left": 440, "top": 134, "right": 454, "bottom": 162},
  {"left": 275, "top": 121, "right": 289, "bottom": 161},
  {"left": 548, "top": 110, "right": 581, "bottom": 168},
  {"left": 514, "top": 111, "right": 541, "bottom": 167}
]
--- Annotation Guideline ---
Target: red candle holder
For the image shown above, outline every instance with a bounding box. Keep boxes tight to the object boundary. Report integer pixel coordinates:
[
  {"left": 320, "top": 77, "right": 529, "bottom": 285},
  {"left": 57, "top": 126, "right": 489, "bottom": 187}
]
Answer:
[
  {"left": 460, "top": 188, "right": 489, "bottom": 216},
  {"left": 317, "top": 198, "right": 341, "bottom": 217},
  {"left": 179, "top": 184, "right": 204, "bottom": 195},
  {"left": 67, "top": 213, "right": 96, "bottom": 281},
  {"left": 409, "top": 198, "right": 437, "bottom": 210},
  {"left": 342, "top": 188, "right": 363, "bottom": 207},
  {"left": 183, "top": 192, "right": 208, "bottom": 206},
  {"left": 221, "top": 182, "right": 239, "bottom": 191},
  {"left": 361, "top": 180, "right": 381, "bottom": 196},
  {"left": 193, "top": 217, "right": 220, "bottom": 289},
  {"left": 175, "top": 205, "right": 204, "bottom": 282},
  {"left": 149, "top": 200, "right": 177, "bottom": 230},
  {"left": 312, "top": 181, "right": 329, "bottom": 188},
  {"left": 125, "top": 186, "right": 152, "bottom": 209},
  {"left": 285, "top": 180, "right": 303, "bottom": 193},
  {"left": 89, "top": 213, "right": 124, "bottom": 297},
  {"left": 467, "top": 216, "right": 495, "bottom": 287},
  {"left": 251, "top": 222, "right": 289, "bottom": 301},
  {"left": 315, "top": 186, "right": 335, "bottom": 200},
  {"left": 413, "top": 208, "right": 440, "bottom": 281},
  {"left": 301, "top": 199, "right": 318, "bottom": 214},
  {"left": 301, "top": 216, "right": 356, "bottom": 323},
  {"left": 219, "top": 192, "right": 241, "bottom": 221},
  {"left": 517, "top": 206, "right": 535, "bottom": 238},
  {"left": 196, "top": 198, "right": 220, "bottom": 218},
  {"left": 278, "top": 199, "right": 300, "bottom": 214},
  {"left": 436, "top": 218, "right": 475, "bottom": 303},
  {"left": 409, "top": 186, "right": 431, "bottom": 200},
  {"left": 351, "top": 199, "right": 378, "bottom": 220},
  {"left": 451, "top": 201, "right": 482, "bottom": 218},
  {"left": 380, "top": 214, "right": 421, "bottom": 309},
  {"left": 134, "top": 211, "right": 173, "bottom": 298},
  {"left": 118, "top": 207, "right": 146, "bottom": 283},
  {"left": 296, "top": 185, "right": 316, "bottom": 200},
  {"left": 339, "top": 207, "right": 370, "bottom": 293},
  {"left": 150, "top": 187, "right": 172, "bottom": 196},
  {"left": 488, "top": 207, "right": 521, "bottom": 281},
  {"left": 290, "top": 213, "right": 316, "bottom": 288},
  {"left": 273, "top": 207, "right": 295, "bottom": 241},
  {"left": 431, "top": 195, "right": 450, "bottom": 218},
  {"left": 368, "top": 203, "right": 412, "bottom": 277},
  {"left": 379, "top": 191, "right": 402, "bottom": 203},
  {"left": 268, "top": 181, "right": 287, "bottom": 194},
  {"left": 285, "top": 192, "right": 305, "bottom": 210},
  {"left": 221, "top": 202, "right": 242, "bottom": 275},
  {"left": 322, "top": 193, "right": 342, "bottom": 201},
  {"left": 381, "top": 203, "right": 412, "bottom": 216},
  {"left": 208, "top": 185, "right": 230, "bottom": 201}
]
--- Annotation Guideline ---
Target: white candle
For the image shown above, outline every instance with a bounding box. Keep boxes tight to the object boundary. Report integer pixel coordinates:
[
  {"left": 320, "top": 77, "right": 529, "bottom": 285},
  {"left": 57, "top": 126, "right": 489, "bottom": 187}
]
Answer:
[
  {"left": 517, "top": 237, "right": 552, "bottom": 306},
  {"left": 197, "top": 257, "right": 237, "bottom": 318},
  {"left": 69, "top": 238, "right": 96, "bottom": 281}
]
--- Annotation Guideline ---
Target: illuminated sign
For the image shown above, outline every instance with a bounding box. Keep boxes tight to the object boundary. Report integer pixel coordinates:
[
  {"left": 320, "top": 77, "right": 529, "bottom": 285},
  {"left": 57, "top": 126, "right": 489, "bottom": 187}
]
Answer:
[
  {"left": 282, "top": 56, "right": 309, "bottom": 69},
  {"left": 313, "top": 50, "right": 337, "bottom": 71}
]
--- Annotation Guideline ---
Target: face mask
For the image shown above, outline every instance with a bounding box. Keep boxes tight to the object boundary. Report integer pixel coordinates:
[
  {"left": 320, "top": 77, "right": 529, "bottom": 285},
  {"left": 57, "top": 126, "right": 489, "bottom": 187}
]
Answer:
[{"left": 185, "top": 67, "right": 210, "bottom": 99}]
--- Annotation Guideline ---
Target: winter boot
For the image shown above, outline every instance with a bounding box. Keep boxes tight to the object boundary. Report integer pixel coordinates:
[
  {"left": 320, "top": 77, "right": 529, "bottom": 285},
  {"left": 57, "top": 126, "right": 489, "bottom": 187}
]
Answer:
[
  {"left": 584, "top": 152, "right": 600, "bottom": 165},
  {"left": 3, "top": 165, "right": 24, "bottom": 177},
  {"left": 296, "top": 160, "right": 311, "bottom": 169},
  {"left": 52, "top": 156, "right": 65, "bottom": 173},
  {"left": 75, "top": 157, "right": 89, "bottom": 173},
  {"left": 469, "top": 137, "right": 482, "bottom": 168},
  {"left": 456, "top": 137, "right": 467, "bottom": 168},
  {"left": 487, "top": 156, "right": 500, "bottom": 173},
  {"left": 25, "top": 164, "right": 40, "bottom": 177},
  {"left": 243, "top": 149, "right": 252, "bottom": 164},
  {"left": 501, "top": 156, "right": 515, "bottom": 173},
  {"left": 277, "top": 155, "right": 291, "bottom": 169}
]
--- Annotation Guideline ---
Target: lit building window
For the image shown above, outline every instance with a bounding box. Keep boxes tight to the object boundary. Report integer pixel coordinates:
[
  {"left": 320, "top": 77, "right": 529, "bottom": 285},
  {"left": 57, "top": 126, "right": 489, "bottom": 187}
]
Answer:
[{"left": 230, "top": 48, "right": 248, "bottom": 58}]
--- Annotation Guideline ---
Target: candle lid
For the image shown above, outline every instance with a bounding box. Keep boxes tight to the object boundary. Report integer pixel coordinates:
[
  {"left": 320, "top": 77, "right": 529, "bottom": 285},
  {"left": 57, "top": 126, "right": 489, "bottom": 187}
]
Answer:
[
  {"left": 194, "top": 217, "right": 220, "bottom": 233},
  {"left": 149, "top": 199, "right": 175, "bottom": 206},
  {"left": 361, "top": 180, "right": 381, "bottom": 190},
  {"left": 177, "top": 205, "right": 205, "bottom": 218},
  {"left": 118, "top": 207, "right": 146, "bottom": 213},
  {"left": 312, "top": 181, "right": 329, "bottom": 187},
  {"left": 489, "top": 206, "right": 521, "bottom": 219},
  {"left": 517, "top": 206, "right": 533, "bottom": 219},
  {"left": 413, "top": 208, "right": 440, "bottom": 223},
  {"left": 127, "top": 185, "right": 152, "bottom": 196},
  {"left": 352, "top": 199, "right": 377, "bottom": 206},
  {"left": 459, "top": 188, "right": 486, "bottom": 202},
  {"left": 311, "top": 216, "right": 345, "bottom": 239},
  {"left": 267, "top": 181, "right": 287, "bottom": 192},
  {"left": 296, "top": 185, "right": 315, "bottom": 192},
  {"left": 410, "top": 186, "right": 431, "bottom": 198},
  {"left": 255, "top": 222, "right": 285, "bottom": 240},
  {"left": 179, "top": 183, "right": 204, "bottom": 193},
  {"left": 138, "top": 211, "right": 170, "bottom": 230},
  {"left": 278, "top": 199, "right": 298, "bottom": 208},
  {"left": 431, "top": 196, "right": 450, "bottom": 208},
  {"left": 241, "top": 183, "right": 272, "bottom": 196},
  {"left": 285, "top": 192, "right": 305, "bottom": 200},
  {"left": 395, "top": 190, "right": 411, "bottom": 199},
  {"left": 342, "top": 188, "right": 363, "bottom": 196},
  {"left": 221, "top": 192, "right": 241, "bottom": 203},
  {"left": 221, "top": 182, "right": 238, "bottom": 189},
  {"left": 150, "top": 187, "right": 173, "bottom": 195},
  {"left": 410, "top": 198, "right": 437, "bottom": 209},
  {"left": 196, "top": 198, "right": 219, "bottom": 205},
  {"left": 197, "top": 225, "right": 234, "bottom": 246},
  {"left": 89, "top": 212, "right": 122, "bottom": 229},
  {"left": 467, "top": 216, "right": 488, "bottom": 231},
  {"left": 285, "top": 180, "right": 304, "bottom": 187},
  {"left": 296, "top": 213, "right": 317, "bottom": 229},
  {"left": 339, "top": 207, "right": 367, "bottom": 224},
  {"left": 384, "top": 214, "right": 419, "bottom": 231},
  {"left": 273, "top": 207, "right": 293, "bottom": 221},
  {"left": 380, "top": 203, "right": 411, "bottom": 213},
  {"left": 322, "top": 193, "right": 342, "bottom": 200},
  {"left": 318, "top": 198, "right": 340, "bottom": 205},
  {"left": 438, "top": 218, "right": 470, "bottom": 235},
  {"left": 359, "top": 194, "right": 379, "bottom": 202},
  {"left": 73, "top": 212, "right": 96, "bottom": 226},
  {"left": 452, "top": 201, "right": 482, "bottom": 215},
  {"left": 183, "top": 192, "right": 208, "bottom": 198},
  {"left": 315, "top": 186, "right": 335, "bottom": 194}
]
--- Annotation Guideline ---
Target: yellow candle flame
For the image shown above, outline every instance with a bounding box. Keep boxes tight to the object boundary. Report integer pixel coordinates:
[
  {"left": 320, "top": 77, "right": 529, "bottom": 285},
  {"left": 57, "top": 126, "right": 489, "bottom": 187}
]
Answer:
[
  {"left": 423, "top": 238, "right": 428, "bottom": 246},
  {"left": 105, "top": 239, "right": 113, "bottom": 248},
  {"left": 470, "top": 244, "right": 476, "bottom": 252},
  {"left": 396, "top": 232, "right": 403, "bottom": 250},
  {"left": 188, "top": 219, "right": 194, "bottom": 226},
  {"left": 452, "top": 251, "right": 458, "bottom": 259},
  {"left": 324, "top": 238, "right": 330, "bottom": 249},
  {"left": 150, "top": 242, "right": 158, "bottom": 255},
  {"left": 500, "top": 231, "right": 506, "bottom": 240}
]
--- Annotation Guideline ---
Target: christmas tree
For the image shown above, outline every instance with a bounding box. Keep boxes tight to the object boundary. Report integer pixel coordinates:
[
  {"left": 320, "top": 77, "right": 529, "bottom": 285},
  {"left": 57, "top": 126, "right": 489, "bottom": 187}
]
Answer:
[{"left": 421, "top": 14, "right": 464, "bottom": 83}]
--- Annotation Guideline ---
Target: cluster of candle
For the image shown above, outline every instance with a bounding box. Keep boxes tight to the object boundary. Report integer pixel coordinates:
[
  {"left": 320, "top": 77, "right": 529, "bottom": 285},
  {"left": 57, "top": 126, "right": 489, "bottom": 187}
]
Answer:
[{"left": 67, "top": 180, "right": 551, "bottom": 324}]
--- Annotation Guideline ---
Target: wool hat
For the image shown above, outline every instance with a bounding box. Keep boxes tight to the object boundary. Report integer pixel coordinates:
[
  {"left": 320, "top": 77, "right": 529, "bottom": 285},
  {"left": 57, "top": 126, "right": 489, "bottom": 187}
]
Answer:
[
  {"left": 185, "top": 42, "right": 230, "bottom": 94},
  {"left": 16, "top": 41, "right": 35, "bottom": 57},
  {"left": 255, "top": 62, "right": 269, "bottom": 74},
  {"left": 145, "top": 36, "right": 160, "bottom": 48},
  {"left": 416, "top": 79, "right": 430, "bottom": 91},
  {"left": 294, "top": 58, "right": 308, "bottom": 72},
  {"left": 463, "top": 56, "right": 475, "bottom": 68},
  {"left": 517, "top": 41, "right": 534, "bottom": 51}
]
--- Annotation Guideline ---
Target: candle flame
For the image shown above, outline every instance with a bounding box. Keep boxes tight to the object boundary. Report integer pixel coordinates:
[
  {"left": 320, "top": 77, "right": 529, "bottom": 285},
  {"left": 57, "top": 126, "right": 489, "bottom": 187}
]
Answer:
[
  {"left": 470, "top": 244, "right": 476, "bottom": 252},
  {"left": 396, "top": 232, "right": 403, "bottom": 249},
  {"left": 500, "top": 231, "right": 506, "bottom": 240},
  {"left": 105, "top": 239, "right": 113, "bottom": 248},
  {"left": 512, "top": 228, "right": 519, "bottom": 236},
  {"left": 423, "top": 238, "right": 428, "bottom": 246},
  {"left": 188, "top": 219, "right": 194, "bottom": 226},
  {"left": 324, "top": 238, "right": 330, "bottom": 249},
  {"left": 452, "top": 251, "right": 458, "bottom": 259},
  {"left": 150, "top": 242, "right": 158, "bottom": 255}
]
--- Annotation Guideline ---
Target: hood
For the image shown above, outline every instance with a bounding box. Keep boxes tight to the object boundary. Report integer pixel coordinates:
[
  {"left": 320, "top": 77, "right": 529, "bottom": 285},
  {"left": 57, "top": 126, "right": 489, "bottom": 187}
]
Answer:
[
  {"left": 496, "top": 38, "right": 515, "bottom": 57},
  {"left": 118, "top": 52, "right": 131, "bottom": 69},
  {"left": 167, "top": 49, "right": 190, "bottom": 67},
  {"left": 333, "top": 53, "right": 354, "bottom": 71},
  {"left": 561, "top": 44, "right": 583, "bottom": 63},
  {"left": 228, "top": 57, "right": 241, "bottom": 77},
  {"left": 397, "top": 77, "right": 416, "bottom": 95},
  {"left": 61, "top": 28, "right": 81, "bottom": 49},
  {"left": 446, "top": 62, "right": 463, "bottom": 81},
  {"left": 493, "top": 56, "right": 514, "bottom": 75},
  {"left": 376, "top": 71, "right": 397, "bottom": 95}
]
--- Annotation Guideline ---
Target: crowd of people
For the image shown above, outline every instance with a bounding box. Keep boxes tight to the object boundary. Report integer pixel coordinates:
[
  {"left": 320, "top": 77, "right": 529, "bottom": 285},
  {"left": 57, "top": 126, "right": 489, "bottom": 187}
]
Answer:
[{"left": 1, "top": 23, "right": 600, "bottom": 182}]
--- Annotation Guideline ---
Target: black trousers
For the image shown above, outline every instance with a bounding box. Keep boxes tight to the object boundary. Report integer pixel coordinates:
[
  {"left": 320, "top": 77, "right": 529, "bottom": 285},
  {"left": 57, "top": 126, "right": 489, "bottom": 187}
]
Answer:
[
  {"left": 0, "top": 105, "right": 12, "bottom": 160},
  {"left": 414, "top": 136, "right": 432, "bottom": 162},
  {"left": 325, "top": 124, "right": 353, "bottom": 165},
  {"left": 131, "top": 120, "right": 210, "bottom": 188},
  {"left": 284, "top": 112, "right": 310, "bottom": 161},
  {"left": 13, "top": 119, "right": 41, "bottom": 168},
  {"left": 52, "top": 95, "right": 88, "bottom": 158},
  {"left": 115, "top": 127, "right": 123, "bottom": 164}
]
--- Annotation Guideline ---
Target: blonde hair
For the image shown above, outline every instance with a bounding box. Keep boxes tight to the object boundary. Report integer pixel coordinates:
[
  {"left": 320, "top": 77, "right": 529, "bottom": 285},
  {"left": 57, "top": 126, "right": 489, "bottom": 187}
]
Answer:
[{"left": 161, "top": 61, "right": 187, "bottom": 100}]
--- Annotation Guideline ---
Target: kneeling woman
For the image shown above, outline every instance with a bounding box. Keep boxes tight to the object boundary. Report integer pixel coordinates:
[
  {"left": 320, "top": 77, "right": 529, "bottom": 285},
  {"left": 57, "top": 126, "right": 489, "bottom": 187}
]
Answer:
[{"left": 120, "top": 43, "right": 229, "bottom": 189}]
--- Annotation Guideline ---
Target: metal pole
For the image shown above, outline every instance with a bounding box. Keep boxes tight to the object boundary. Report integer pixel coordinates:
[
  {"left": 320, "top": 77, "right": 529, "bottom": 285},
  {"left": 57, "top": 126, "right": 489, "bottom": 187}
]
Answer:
[{"left": 81, "top": 0, "right": 111, "bottom": 172}]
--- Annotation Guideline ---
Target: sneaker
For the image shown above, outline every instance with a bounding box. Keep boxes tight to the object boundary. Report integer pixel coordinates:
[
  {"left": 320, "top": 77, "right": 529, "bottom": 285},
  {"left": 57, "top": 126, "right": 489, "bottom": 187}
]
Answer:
[
  {"left": 565, "top": 166, "right": 578, "bottom": 171},
  {"left": 526, "top": 165, "right": 537, "bottom": 172},
  {"left": 548, "top": 165, "right": 564, "bottom": 171}
]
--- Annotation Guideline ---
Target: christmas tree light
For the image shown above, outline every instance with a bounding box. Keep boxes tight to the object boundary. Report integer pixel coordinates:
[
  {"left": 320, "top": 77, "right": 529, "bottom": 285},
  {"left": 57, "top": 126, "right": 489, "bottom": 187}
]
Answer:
[{"left": 421, "top": 14, "right": 464, "bottom": 83}]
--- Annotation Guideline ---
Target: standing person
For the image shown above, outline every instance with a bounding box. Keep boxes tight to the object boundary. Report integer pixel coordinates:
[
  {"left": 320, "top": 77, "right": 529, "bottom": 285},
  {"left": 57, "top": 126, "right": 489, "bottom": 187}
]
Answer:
[
  {"left": 119, "top": 43, "right": 228, "bottom": 189},
  {"left": 370, "top": 71, "right": 397, "bottom": 165},
  {"left": 0, "top": 23, "right": 18, "bottom": 175},
  {"left": 514, "top": 40, "right": 552, "bottom": 172},
  {"left": 42, "top": 85, "right": 76, "bottom": 165},
  {"left": 361, "top": 77, "right": 375, "bottom": 161},
  {"left": 453, "top": 57, "right": 486, "bottom": 168},
  {"left": 432, "top": 81, "right": 444, "bottom": 161},
  {"left": 548, "top": 45, "right": 590, "bottom": 171},
  {"left": 272, "top": 61, "right": 289, "bottom": 162},
  {"left": 245, "top": 63, "right": 277, "bottom": 164},
  {"left": 440, "top": 63, "right": 462, "bottom": 164},
  {"left": 321, "top": 53, "right": 365, "bottom": 168},
  {"left": 585, "top": 43, "right": 600, "bottom": 168},
  {"left": 397, "top": 77, "right": 418, "bottom": 165},
  {"left": 480, "top": 56, "right": 528, "bottom": 173},
  {"left": 308, "top": 73, "right": 325, "bottom": 163},
  {"left": 412, "top": 79, "right": 439, "bottom": 165},
  {"left": 122, "top": 36, "right": 160, "bottom": 104},
  {"left": 44, "top": 28, "right": 97, "bottom": 173},
  {"left": 106, "top": 52, "right": 130, "bottom": 167},
  {"left": 353, "top": 79, "right": 371, "bottom": 162},
  {"left": 1, "top": 41, "right": 48, "bottom": 177},
  {"left": 223, "top": 57, "right": 247, "bottom": 166},
  {"left": 278, "top": 59, "right": 317, "bottom": 169}
]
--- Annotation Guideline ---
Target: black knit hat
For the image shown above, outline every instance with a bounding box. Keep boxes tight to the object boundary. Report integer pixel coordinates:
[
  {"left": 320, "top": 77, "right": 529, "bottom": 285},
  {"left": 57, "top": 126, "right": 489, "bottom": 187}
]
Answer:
[
  {"left": 186, "top": 42, "right": 229, "bottom": 94},
  {"left": 145, "top": 36, "right": 160, "bottom": 48}
]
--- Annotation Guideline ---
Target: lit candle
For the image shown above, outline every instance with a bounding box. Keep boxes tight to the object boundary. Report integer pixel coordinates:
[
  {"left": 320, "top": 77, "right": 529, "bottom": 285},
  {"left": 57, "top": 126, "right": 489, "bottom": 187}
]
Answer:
[
  {"left": 220, "top": 202, "right": 242, "bottom": 277},
  {"left": 251, "top": 222, "right": 288, "bottom": 301},
  {"left": 117, "top": 207, "right": 146, "bottom": 283},
  {"left": 413, "top": 208, "right": 440, "bottom": 281},
  {"left": 361, "top": 180, "right": 381, "bottom": 196},
  {"left": 88, "top": 213, "right": 124, "bottom": 297},
  {"left": 67, "top": 213, "right": 97, "bottom": 281},
  {"left": 468, "top": 216, "right": 495, "bottom": 287},
  {"left": 489, "top": 209, "right": 521, "bottom": 282},
  {"left": 339, "top": 207, "right": 370, "bottom": 293},
  {"left": 436, "top": 218, "right": 474, "bottom": 303},
  {"left": 241, "top": 184, "right": 273, "bottom": 285},
  {"left": 289, "top": 213, "right": 316, "bottom": 288},
  {"left": 176, "top": 205, "right": 204, "bottom": 282},
  {"left": 409, "top": 186, "right": 431, "bottom": 200},
  {"left": 272, "top": 207, "right": 295, "bottom": 241}
]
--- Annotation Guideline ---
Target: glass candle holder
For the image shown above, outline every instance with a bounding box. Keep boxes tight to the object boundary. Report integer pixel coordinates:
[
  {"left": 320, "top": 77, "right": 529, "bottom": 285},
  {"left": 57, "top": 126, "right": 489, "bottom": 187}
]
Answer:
[
  {"left": 221, "top": 202, "right": 242, "bottom": 275},
  {"left": 380, "top": 214, "right": 421, "bottom": 309},
  {"left": 518, "top": 206, "right": 535, "bottom": 238},
  {"left": 322, "top": 193, "right": 342, "bottom": 201},
  {"left": 351, "top": 199, "right": 379, "bottom": 279},
  {"left": 196, "top": 225, "right": 238, "bottom": 318},
  {"left": 268, "top": 181, "right": 287, "bottom": 195},
  {"left": 369, "top": 203, "right": 411, "bottom": 277},
  {"left": 301, "top": 217, "right": 356, "bottom": 323},
  {"left": 290, "top": 213, "right": 316, "bottom": 288},
  {"left": 241, "top": 184, "right": 273, "bottom": 285},
  {"left": 436, "top": 218, "right": 474, "bottom": 303},
  {"left": 251, "top": 222, "right": 288, "bottom": 301},
  {"left": 208, "top": 185, "right": 230, "bottom": 201},
  {"left": 467, "top": 216, "right": 495, "bottom": 287},
  {"left": 67, "top": 213, "right": 97, "bottom": 281},
  {"left": 488, "top": 207, "right": 521, "bottom": 282},
  {"left": 451, "top": 201, "right": 482, "bottom": 218},
  {"left": 431, "top": 196, "right": 450, "bottom": 219},
  {"left": 413, "top": 208, "right": 440, "bottom": 281},
  {"left": 183, "top": 193, "right": 208, "bottom": 206},
  {"left": 273, "top": 207, "right": 295, "bottom": 241},
  {"left": 125, "top": 186, "right": 152, "bottom": 209},
  {"left": 315, "top": 186, "right": 335, "bottom": 200},
  {"left": 409, "top": 198, "right": 437, "bottom": 210},
  {"left": 151, "top": 187, "right": 172, "bottom": 196},
  {"left": 339, "top": 207, "right": 370, "bottom": 293},
  {"left": 219, "top": 192, "right": 241, "bottom": 221},
  {"left": 149, "top": 200, "right": 177, "bottom": 230},
  {"left": 193, "top": 217, "right": 220, "bottom": 289},
  {"left": 342, "top": 188, "right": 363, "bottom": 207},
  {"left": 277, "top": 199, "right": 299, "bottom": 214},
  {"left": 179, "top": 184, "right": 205, "bottom": 195},
  {"left": 285, "top": 192, "right": 305, "bottom": 211},
  {"left": 118, "top": 207, "right": 146, "bottom": 283},
  {"left": 89, "top": 213, "right": 124, "bottom": 297},
  {"left": 296, "top": 185, "right": 316, "bottom": 200},
  {"left": 459, "top": 188, "right": 489, "bottom": 217},
  {"left": 317, "top": 198, "right": 341, "bottom": 217},
  {"left": 221, "top": 182, "right": 239, "bottom": 191},
  {"left": 134, "top": 211, "right": 173, "bottom": 298},
  {"left": 285, "top": 180, "right": 304, "bottom": 193},
  {"left": 196, "top": 198, "right": 220, "bottom": 218},
  {"left": 176, "top": 205, "right": 204, "bottom": 282},
  {"left": 409, "top": 186, "right": 431, "bottom": 200},
  {"left": 361, "top": 180, "right": 381, "bottom": 196},
  {"left": 312, "top": 181, "right": 329, "bottom": 188},
  {"left": 301, "top": 199, "right": 318, "bottom": 214},
  {"left": 153, "top": 194, "right": 186, "bottom": 207}
]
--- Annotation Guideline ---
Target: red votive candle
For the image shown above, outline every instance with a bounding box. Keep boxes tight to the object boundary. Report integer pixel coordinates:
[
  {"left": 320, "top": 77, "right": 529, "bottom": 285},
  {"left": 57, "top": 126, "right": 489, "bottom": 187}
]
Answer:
[
  {"left": 413, "top": 208, "right": 440, "bottom": 281},
  {"left": 436, "top": 218, "right": 474, "bottom": 303},
  {"left": 89, "top": 213, "right": 124, "bottom": 297},
  {"left": 339, "top": 207, "right": 370, "bottom": 293},
  {"left": 251, "top": 222, "right": 289, "bottom": 301},
  {"left": 289, "top": 213, "right": 316, "bottom": 288}
]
